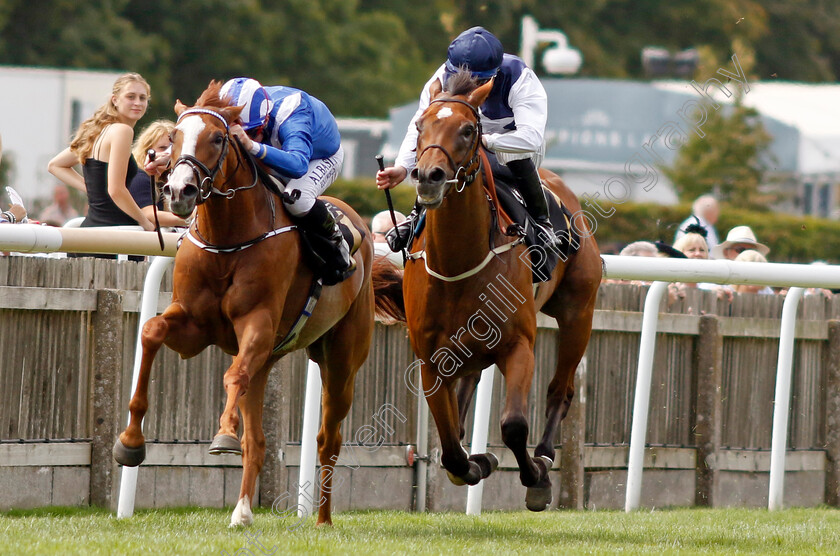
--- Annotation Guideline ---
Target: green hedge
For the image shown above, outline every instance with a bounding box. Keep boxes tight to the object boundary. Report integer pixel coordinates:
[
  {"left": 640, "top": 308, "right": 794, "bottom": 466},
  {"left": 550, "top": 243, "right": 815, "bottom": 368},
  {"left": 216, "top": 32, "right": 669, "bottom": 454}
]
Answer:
[
  {"left": 327, "top": 180, "right": 840, "bottom": 264},
  {"left": 593, "top": 201, "right": 840, "bottom": 264},
  {"left": 328, "top": 178, "right": 417, "bottom": 221}
]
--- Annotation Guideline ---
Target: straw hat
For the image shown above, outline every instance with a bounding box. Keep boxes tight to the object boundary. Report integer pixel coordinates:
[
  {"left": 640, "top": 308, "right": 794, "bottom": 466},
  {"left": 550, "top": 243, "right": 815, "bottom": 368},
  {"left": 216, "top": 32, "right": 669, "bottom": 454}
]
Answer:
[{"left": 711, "top": 225, "right": 770, "bottom": 259}]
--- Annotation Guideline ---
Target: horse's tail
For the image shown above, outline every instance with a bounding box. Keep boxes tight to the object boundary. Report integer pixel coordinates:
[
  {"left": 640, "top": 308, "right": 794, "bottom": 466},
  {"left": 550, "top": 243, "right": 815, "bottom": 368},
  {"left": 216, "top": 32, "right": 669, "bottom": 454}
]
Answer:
[{"left": 371, "top": 256, "right": 405, "bottom": 323}]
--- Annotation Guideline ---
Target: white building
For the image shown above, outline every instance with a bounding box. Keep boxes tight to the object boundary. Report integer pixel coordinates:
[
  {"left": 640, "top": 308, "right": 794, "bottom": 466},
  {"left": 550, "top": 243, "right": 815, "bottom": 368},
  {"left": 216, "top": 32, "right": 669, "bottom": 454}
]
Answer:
[{"left": 0, "top": 66, "right": 126, "bottom": 203}]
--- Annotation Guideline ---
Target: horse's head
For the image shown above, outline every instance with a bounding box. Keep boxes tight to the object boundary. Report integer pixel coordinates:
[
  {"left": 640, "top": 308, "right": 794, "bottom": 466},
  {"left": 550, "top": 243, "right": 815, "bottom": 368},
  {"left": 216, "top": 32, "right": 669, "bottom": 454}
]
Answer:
[
  {"left": 164, "top": 81, "right": 244, "bottom": 218},
  {"left": 411, "top": 71, "right": 493, "bottom": 209}
]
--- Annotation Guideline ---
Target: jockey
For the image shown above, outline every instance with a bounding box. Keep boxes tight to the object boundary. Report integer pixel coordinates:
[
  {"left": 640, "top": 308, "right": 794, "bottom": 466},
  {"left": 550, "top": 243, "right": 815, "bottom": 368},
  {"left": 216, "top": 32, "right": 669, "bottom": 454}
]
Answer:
[
  {"left": 376, "top": 26, "right": 553, "bottom": 248},
  {"left": 220, "top": 77, "right": 354, "bottom": 281}
]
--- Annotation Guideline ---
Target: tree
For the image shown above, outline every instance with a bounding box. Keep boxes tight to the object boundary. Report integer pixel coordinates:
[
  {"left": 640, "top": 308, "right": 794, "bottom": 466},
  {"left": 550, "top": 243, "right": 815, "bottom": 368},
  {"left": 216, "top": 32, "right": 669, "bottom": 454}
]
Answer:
[{"left": 661, "top": 91, "right": 775, "bottom": 210}]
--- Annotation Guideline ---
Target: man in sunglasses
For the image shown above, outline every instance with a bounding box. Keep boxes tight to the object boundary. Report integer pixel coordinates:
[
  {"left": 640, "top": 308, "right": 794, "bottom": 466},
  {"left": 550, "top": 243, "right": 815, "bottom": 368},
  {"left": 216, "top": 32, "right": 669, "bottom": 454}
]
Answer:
[
  {"left": 376, "top": 26, "right": 553, "bottom": 249},
  {"left": 710, "top": 225, "right": 770, "bottom": 260}
]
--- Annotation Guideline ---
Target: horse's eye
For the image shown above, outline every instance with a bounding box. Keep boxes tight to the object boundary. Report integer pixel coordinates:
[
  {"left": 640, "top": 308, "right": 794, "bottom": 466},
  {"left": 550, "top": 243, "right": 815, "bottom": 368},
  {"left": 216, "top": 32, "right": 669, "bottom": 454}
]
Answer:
[
  {"left": 214, "top": 134, "right": 224, "bottom": 145},
  {"left": 462, "top": 126, "right": 474, "bottom": 138}
]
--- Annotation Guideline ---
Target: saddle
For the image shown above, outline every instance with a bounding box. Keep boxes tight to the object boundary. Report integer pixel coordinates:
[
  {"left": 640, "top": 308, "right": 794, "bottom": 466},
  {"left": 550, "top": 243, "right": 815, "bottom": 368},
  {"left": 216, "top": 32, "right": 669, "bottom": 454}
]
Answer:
[
  {"left": 483, "top": 153, "right": 579, "bottom": 283},
  {"left": 251, "top": 155, "right": 364, "bottom": 285}
]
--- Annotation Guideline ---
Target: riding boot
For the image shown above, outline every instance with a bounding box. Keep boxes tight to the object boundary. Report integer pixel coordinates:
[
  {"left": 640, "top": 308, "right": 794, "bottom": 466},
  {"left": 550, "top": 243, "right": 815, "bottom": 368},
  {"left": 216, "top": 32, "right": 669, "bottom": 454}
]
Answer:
[
  {"left": 385, "top": 203, "right": 422, "bottom": 252},
  {"left": 506, "top": 158, "right": 556, "bottom": 245},
  {"left": 296, "top": 199, "right": 356, "bottom": 282}
]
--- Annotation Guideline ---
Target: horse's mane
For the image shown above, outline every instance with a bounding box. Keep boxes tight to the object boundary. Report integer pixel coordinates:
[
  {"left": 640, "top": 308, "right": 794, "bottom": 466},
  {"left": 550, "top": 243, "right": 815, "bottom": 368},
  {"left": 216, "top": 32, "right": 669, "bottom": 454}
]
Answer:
[
  {"left": 444, "top": 69, "right": 481, "bottom": 97},
  {"left": 195, "top": 81, "right": 229, "bottom": 110}
]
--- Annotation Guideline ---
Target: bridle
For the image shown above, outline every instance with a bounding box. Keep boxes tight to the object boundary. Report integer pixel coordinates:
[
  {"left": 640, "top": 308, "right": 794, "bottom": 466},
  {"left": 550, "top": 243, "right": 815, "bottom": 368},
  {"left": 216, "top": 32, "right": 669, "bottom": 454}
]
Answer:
[
  {"left": 172, "top": 108, "right": 258, "bottom": 202},
  {"left": 417, "top": 97, "right": 483, "bottom": 192}
]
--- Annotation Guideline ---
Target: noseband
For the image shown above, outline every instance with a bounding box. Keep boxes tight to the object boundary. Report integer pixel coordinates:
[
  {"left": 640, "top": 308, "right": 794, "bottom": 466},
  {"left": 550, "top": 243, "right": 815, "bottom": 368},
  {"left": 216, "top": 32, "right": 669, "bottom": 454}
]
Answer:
[
  {"left": 418, "top": 98, "right": 483, "bottom": 192},
  {"left": 173, "top": 108, "right": 258, "bottom": 201}
]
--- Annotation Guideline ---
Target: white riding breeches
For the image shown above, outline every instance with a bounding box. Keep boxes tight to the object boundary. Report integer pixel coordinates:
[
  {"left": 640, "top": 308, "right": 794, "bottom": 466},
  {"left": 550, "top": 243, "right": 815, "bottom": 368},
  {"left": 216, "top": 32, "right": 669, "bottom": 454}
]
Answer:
[{"left": 283, "top": 145, "right": 344, "bottom": 216}]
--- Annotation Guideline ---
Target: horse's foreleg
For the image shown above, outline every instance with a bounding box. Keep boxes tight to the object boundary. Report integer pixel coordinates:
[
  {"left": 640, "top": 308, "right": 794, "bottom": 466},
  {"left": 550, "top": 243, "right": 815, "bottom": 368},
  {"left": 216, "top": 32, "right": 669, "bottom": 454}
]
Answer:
[
  {"left": 456, "top": 373, "right": 480, "bottom": 442},
  {"left": 212, "top": 313, "right": 275, "bottom": 455},
  {"left": 113, "top": 311, "right": 175, "bottom": 467},
  {"left": 424, "top": 371, "right": 495, "bottom": 487},
  {"left": 498, "top": 341, "right": 552, "bottom": 511},
  {"left": 229, "top": 365, "right": 270, "bottom": 528}
]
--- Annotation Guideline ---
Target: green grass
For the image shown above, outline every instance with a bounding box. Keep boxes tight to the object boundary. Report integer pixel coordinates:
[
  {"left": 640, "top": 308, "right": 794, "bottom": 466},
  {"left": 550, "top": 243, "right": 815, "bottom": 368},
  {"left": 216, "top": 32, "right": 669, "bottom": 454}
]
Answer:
[{"left": 1, "top": 506, "right": 839, "bottom": 555}]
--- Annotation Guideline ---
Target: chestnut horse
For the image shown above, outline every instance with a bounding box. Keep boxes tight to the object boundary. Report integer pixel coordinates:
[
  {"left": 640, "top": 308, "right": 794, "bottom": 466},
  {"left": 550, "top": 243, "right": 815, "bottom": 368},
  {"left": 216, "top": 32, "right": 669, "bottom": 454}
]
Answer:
[
  {"left": 376, "top": 72, "right": 601, "bottom": 510},
  {"left": 112, "top": 82, "right": 375, "bottom": 527}
]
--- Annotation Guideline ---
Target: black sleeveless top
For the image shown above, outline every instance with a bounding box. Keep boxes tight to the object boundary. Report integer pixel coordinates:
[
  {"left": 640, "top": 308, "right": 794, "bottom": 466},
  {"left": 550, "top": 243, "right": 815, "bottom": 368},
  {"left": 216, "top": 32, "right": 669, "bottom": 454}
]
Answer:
[{"left": 80, "top": 155, "right": 140, "bottom": 227}]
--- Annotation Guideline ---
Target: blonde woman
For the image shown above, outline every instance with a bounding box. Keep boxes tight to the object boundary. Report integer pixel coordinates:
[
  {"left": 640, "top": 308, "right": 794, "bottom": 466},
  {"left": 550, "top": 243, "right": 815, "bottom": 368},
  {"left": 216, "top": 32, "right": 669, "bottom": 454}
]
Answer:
[
  {"left": 670, "top": 230, "right": 733, "bottom": 302},
  {"left": 129, "top": 120, "right": 187, "bottom": 227},
  {"left": 733, "top": 250, "right": 775, "bottom": 295},
  {"left": 48, "top": 73, "right": 155, "bottom": 231}
]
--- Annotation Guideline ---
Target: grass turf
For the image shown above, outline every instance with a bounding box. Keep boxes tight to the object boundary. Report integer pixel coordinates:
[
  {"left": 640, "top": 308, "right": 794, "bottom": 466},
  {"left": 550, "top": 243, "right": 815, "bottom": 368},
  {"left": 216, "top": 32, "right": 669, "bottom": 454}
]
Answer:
[{"left": 1, "top": 506, "right": 839, "bottom": 555}]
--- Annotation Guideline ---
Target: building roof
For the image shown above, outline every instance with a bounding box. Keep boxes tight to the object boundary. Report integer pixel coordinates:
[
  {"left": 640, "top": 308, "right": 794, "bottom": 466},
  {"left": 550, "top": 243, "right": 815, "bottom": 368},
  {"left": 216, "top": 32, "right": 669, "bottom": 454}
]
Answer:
[{"left": 653, "top": 81, "right": 840, "bottom": 175}]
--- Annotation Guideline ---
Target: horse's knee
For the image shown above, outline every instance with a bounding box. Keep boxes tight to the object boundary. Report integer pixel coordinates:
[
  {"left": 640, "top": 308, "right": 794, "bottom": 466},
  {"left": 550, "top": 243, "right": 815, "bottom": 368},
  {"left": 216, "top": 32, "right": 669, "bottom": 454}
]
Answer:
[
  {"left": 141, "top": 317, "right": 168, "bottom": 347},
  {"left": 224, "top": 371, "right": 250, "bottom": 392},
  {"left": 501, "top": 415, "right": 529, "bottom": 449}
]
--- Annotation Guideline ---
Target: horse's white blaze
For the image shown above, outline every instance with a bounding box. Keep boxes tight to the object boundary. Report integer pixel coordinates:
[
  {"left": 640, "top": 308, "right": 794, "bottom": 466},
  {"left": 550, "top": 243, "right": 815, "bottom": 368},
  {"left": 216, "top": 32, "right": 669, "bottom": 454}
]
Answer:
[
  {"left": 229, "top": 494, "right": 253, "bottom": 527},
  {"left": 168, "top": 116, "right": 205, "bottom": 191},
  {"left": 436, "top": 106, "right": 453, "bottom": 119}
]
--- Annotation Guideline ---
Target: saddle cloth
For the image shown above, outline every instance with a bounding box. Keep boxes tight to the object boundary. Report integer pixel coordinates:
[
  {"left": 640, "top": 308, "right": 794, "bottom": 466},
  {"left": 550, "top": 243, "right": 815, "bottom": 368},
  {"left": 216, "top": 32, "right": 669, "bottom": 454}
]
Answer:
[{"left": 484, "top": 154, "right": 579, "bottom": 283}]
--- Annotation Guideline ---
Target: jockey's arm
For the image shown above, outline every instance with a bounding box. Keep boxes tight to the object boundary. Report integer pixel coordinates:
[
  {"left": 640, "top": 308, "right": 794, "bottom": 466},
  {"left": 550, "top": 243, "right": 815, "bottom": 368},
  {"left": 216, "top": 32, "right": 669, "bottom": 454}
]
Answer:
[
  {"left": 250, "top": 111, "right": 314, "bottom": 179},
  {"left": 390, "top": 67, "right": 446, "bottom": 182},
  {"left": 482, "top": 69, "right": 548, "bottom": 155}
]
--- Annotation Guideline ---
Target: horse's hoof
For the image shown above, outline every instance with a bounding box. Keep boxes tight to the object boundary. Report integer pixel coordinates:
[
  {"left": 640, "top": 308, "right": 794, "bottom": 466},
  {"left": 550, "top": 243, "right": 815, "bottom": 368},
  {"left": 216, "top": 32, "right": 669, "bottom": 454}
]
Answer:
[
  {"left": 470, "top": 452, "right": 499, "bottom": 479},
  {"left": 209, "top": 434, "right": 241, "bottom": 456},
  {"left": 525, "top": 485, "right": 553, "bottom": 512},
  {"left": 446, "top": 470, "right": 467, "bottom": 486},
  {"left": 525, "top": 455, "right": 553, "bottom": 511},
  {"left": 113, "top": 439, "right": 145, "bottom": 467}
]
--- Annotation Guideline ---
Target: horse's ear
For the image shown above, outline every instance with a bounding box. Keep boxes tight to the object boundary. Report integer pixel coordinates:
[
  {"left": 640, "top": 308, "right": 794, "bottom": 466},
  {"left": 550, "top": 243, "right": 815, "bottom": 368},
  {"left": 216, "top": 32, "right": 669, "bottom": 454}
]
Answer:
[
  {"left": 222, "top": 105, "right": 245, "bottom": 126},
  {"left": 428, "top": 78, "right": 443, "bottom": 100},
  {"left": 174, "top": 100, "right": 187, "bottom": 117},
  {"left": 466, "top": 77, "right": 494, "bottom": 108}
]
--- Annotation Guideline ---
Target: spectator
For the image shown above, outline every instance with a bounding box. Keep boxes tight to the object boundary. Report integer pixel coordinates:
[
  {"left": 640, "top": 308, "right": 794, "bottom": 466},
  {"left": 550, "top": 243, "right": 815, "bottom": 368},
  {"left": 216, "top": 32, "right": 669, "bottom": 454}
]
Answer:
[
  {"left": 129, "top": 120, "right": 187, "bottom": 228},
  {"left": 669, "top": 231, "right": 732, "bottom": 302},
  {"left": 47, "top": 73, "right": 155, "bottom": 232},
  {"left": 674, "top": 195, "right": 720, "bottom": 250},
  {"left": 37, "top": 184, "right": 80, "bottom": 227},
  {"left": 371, "top": 209, "right": 407, "bottom": 267},
  {"left": 619, "top": 241, "right": 658, "bottom": 257},
  {"left": 732, "top": 249, "right": 774, "bottom": 295},
  {"left": 711, "top": 225, "right": 769, "bottom": 261}
]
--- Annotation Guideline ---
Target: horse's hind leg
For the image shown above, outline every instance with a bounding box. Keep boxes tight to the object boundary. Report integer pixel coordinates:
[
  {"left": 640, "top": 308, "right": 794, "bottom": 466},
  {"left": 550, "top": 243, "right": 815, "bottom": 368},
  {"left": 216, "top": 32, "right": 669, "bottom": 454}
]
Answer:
[
  {"left": 229, "top": 364, "right": 270, "bottom": 527},
  {"left": 535, "top": 264, "right": 599, "bottom": 462},
  {"left": 497, "top": 339, "right": 553, "bottom": 511},
  {"left": 309, "top": 290, "right": 373, "bottom": 526}
]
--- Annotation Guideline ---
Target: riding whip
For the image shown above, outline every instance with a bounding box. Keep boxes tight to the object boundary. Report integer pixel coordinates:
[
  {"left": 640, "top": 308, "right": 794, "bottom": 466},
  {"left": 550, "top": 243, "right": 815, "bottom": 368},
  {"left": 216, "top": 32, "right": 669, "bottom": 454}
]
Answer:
[{"left": 148, "top": 149, "right": 165, "bottom": 251}]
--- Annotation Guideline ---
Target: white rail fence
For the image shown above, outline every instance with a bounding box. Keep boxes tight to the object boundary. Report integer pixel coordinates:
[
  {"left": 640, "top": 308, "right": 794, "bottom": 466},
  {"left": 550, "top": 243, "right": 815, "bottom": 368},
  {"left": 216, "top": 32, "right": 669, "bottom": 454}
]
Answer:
[{"left": 2, "top": 226, "right": 839, "bottom": 516}]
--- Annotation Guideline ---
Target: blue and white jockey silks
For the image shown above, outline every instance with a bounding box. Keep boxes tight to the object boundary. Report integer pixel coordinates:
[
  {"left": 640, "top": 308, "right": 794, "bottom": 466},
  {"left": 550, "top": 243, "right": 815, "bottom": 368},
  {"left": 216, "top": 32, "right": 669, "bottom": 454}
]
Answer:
[{"left": 395, "top": 54, "right": 548, "bottom": 172}]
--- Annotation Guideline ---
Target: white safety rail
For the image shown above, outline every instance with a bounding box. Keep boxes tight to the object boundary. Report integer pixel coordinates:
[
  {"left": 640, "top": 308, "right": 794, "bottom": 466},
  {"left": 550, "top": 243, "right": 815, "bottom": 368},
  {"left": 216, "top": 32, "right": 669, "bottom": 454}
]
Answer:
[
  {"left": 466, "top": 255, "right": 840, "bottom": 515},
  {"left": 4, "top": 224, "right": 838, "bottom": 516}
]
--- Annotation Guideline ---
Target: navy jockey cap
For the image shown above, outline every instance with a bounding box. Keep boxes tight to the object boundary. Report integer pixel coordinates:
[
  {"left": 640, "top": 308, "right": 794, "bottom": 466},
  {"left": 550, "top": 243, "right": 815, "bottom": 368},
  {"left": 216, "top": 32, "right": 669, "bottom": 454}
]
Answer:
[{"left": 445, "top": 27, "right": 504, "bottom": 79}]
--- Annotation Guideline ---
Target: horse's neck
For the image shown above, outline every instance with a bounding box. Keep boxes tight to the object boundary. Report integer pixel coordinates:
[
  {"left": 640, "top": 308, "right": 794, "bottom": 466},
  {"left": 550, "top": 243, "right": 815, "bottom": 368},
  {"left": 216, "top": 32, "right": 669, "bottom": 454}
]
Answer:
[
  {"left": 424, "top": 176, "right": 492, "bottom": 275},
  {"left": 196, "top": 189, "right": 277, "bottom": 243}
]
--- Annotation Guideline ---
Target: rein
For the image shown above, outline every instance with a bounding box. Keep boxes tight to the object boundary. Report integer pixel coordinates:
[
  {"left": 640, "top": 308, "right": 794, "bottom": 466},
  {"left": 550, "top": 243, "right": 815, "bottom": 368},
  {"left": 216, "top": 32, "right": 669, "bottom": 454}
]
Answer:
[
  {"left": 407, "top": 95, "right": 525, "bottom": 281},
  {"left": 418, "top": 98, "right": 483, "bottom": 191},
  {"left": 173, "top": 108, "right": 259, "bottom": 202},
  {"left": 174, "top": 108, "right": 294, "bottom": 254}
]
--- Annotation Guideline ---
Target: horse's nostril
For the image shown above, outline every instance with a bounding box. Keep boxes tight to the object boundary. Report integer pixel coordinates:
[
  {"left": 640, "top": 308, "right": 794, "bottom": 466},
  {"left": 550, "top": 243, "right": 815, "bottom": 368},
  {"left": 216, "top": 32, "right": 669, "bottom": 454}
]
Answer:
[
  {"left": 410, "top": 168, "right": 420, "bottom": 182},
  {"left": 429, "top": 167, "right": 446, "bottom": 184},
  {"left": 162, "top": 185, "right": 171, "bottom": 197},
  {"left": 183, "top": 184, "right": 199, "bottom": 199}
]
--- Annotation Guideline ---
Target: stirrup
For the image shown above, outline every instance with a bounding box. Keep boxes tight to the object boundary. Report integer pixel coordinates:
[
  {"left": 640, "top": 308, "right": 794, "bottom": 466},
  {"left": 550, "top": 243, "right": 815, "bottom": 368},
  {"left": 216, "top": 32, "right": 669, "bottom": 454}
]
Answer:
[{"left": 533, "top": 219, "right": 558, "bottom": 247}]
